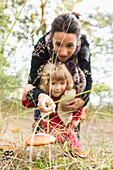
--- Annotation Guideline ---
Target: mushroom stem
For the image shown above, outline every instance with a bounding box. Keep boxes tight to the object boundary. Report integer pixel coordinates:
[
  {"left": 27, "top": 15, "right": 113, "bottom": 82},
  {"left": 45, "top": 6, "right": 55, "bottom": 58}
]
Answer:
[{"left": 29, "top": 111, "right": 52, "bottom": 163}]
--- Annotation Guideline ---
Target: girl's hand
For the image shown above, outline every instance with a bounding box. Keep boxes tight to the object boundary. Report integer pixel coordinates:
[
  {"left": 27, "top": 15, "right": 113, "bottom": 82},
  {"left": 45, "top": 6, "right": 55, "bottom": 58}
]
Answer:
[
  {"left": 22, "top": 84, "right": 35, "bottom": 101},
  {"left": 38, "top": 93, "right": 56, "bottom": 113},
  {"left": 61, "top": 98, "right": 85, "bottom": 112}
]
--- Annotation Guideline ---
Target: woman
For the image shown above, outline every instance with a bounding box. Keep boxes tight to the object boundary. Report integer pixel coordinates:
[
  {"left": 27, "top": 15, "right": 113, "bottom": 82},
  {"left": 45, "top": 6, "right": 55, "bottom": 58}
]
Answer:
[
  {"left": 22, "top": 62, "right": 87, "bottom": 156},
  {"left": 23, "top": 12, "right": 92, "bottom": 132}
]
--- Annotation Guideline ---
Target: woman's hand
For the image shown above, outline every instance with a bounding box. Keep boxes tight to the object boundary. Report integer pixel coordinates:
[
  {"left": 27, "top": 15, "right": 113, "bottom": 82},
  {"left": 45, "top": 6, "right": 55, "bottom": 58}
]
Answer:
[
  {"left": 38, "top": 93, "right": 56, "bottom": 113},
  {"left": 61, "top": 98, "right": 85, "bottom": 112},
  {"left": 22, "top": 84, "right": 35, "bottom": 101},
  {"left": 71, "top": 119, "right": 80, "bottom": 128}
]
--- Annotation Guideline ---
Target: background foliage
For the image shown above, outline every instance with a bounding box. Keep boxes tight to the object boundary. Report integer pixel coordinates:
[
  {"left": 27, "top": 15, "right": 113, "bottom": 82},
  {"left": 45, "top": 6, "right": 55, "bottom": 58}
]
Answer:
[{"left": 0, "top": 0, "right": 113, "bottom": 108}]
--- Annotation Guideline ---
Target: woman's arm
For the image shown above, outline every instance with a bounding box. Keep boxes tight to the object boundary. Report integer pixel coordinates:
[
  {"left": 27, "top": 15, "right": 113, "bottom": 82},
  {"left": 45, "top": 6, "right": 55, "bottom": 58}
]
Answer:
[
  {"left": 62, "top": 35, "right": 92, "bottom": 111},
  {"left": 27, "top": 34, "right": 56, "bottom": 112},
  {"left": 22, "top": 98, "right": 35, "bottom": 108},
  {"left": 22, "top": 84, "right": 36, "bottom": 108},
  {"left": 78, "top": 35, "right": 93, "bottom": 106},
  {"left": 81, "top": 57, "right": 92, "bottom": 106},
  {"left": 22, "top": 84, "right": 35, "bottom": 101},
  {"left": 28, "top": 35, "right": 50, "bottom": 105}
]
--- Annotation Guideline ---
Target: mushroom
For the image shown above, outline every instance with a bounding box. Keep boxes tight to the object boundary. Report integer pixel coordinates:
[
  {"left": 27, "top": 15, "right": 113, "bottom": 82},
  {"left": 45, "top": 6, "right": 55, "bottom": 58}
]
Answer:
[
  {"left": 25, "top": 133, "right": 56, "bottom": 146},
  {"left": 25, "top": 133, "right": 56, "bottom": 160}
]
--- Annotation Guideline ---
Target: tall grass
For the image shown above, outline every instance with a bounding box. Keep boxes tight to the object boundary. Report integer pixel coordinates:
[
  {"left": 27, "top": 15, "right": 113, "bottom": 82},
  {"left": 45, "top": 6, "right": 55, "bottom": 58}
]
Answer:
[{"left": 0, "top": 99, "right": 113, "bottom": 169}]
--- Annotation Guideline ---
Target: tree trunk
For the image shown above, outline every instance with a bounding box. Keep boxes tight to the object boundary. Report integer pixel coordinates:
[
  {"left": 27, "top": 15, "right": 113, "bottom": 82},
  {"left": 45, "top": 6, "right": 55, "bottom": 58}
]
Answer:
[{"left": 41, "top": 0, "right": 47, "bottom": 35}]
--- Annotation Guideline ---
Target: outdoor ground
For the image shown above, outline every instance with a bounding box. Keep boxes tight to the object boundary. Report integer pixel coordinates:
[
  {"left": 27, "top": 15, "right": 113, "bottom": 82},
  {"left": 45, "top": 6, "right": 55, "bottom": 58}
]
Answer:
[
  {"left": 0, "top": 106, "right": 113, "bottom": 169},
  {"left": 1, "top": 110, "right": 113, "bottom": 147}
]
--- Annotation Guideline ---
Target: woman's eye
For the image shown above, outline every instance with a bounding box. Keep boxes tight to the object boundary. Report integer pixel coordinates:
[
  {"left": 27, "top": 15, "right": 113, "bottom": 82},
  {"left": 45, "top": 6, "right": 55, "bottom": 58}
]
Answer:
[
  {"left": 52, "top": 82, "right": 56, "bottom": 85},
  {"left": 67, "top": 44, "right": 73, "bottom": 48},
  {"left": 56, "top": 42, "right": 61, "bottom": 46}
]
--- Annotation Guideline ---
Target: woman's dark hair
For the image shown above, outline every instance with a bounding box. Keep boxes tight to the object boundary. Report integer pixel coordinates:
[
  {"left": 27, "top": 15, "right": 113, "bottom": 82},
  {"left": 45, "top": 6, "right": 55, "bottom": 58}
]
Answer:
[{"left": 51, "top": 12, "right": 81, "bottom": 39}]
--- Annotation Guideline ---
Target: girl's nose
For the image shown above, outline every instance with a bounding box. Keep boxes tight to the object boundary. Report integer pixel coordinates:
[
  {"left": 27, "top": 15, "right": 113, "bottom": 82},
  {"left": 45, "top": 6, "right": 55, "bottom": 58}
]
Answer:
[{"left": 56, "top": 84, "right": 61, "bottom": 90}]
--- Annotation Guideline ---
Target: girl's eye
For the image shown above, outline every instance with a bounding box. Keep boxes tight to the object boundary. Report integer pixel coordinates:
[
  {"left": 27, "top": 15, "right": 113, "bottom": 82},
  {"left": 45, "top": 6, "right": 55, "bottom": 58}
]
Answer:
[
  {"left": 61, "top": 82, "right": 65, "bottom": 85},
  {"left": 52, "top": 82, "right": 56, "bottom": 85}
]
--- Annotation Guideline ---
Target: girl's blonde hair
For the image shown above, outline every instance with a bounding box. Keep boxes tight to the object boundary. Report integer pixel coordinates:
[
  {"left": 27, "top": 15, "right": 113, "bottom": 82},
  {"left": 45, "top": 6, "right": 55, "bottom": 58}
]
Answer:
[{"left": 40, "top": 62, "right": 73, "bottom": 93}]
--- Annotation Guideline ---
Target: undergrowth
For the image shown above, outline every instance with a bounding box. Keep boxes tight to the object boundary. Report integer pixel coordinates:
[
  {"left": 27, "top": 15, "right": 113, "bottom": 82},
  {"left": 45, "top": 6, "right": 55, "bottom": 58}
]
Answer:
[{"left": 0, "top": 100, "right": 113, "bottom": 169}]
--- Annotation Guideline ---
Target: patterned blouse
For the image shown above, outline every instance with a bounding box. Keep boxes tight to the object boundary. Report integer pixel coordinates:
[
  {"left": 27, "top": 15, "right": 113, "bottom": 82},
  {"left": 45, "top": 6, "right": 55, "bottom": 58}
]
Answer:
[{"left": 28, "top": 32, "right": 92, "bottom": 106}]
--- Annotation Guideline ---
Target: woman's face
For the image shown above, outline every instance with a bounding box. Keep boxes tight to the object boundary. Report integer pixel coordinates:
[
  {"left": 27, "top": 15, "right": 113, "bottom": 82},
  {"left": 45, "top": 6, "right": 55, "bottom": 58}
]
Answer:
[{"left": 53, "top": 32, "right": 78, "bottom": 62}]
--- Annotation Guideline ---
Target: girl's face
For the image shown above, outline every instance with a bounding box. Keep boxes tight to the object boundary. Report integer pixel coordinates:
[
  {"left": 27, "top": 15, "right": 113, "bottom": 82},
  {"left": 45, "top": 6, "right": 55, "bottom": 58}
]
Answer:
[
  {"left": 53, "top": 32, "right": 78, "bottom": 62},
  {"left": 50, "top": 80, "right": 67, "bottom": 97}
]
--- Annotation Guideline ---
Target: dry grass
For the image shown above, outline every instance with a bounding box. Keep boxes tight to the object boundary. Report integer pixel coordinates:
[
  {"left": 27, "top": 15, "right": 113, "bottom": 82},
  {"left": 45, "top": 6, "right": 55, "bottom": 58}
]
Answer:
[{"left": 0, "top": 100, "right": 113, "bottom": 169}]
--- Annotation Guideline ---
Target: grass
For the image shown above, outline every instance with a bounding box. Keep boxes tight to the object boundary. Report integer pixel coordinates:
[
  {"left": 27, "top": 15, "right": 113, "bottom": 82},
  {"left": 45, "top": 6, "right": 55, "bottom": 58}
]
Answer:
[
  {"left": 0, "top": 143, "right": 112, "bottom": 169},
  {"left": 0, "top": 100, "right": 113, "bottom": 169}
]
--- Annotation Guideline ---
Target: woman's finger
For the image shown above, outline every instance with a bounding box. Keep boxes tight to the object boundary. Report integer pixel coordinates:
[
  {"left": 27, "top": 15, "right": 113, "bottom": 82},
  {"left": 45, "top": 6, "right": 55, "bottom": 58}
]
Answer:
[{"left": 66, "top": 99, "right": 75, "bottom": 105}]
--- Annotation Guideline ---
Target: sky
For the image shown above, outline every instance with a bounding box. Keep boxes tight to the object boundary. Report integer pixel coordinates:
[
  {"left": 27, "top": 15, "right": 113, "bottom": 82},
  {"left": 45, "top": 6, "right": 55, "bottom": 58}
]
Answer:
[{"left": 74, "top": 0, "right": 113, "bottom": 14}]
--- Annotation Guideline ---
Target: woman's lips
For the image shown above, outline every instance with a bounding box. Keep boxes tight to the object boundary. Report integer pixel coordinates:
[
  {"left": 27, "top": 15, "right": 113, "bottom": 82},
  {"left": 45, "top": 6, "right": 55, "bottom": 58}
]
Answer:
[{"left": 58, "top": 56, "right": 67, "bottom": 61}]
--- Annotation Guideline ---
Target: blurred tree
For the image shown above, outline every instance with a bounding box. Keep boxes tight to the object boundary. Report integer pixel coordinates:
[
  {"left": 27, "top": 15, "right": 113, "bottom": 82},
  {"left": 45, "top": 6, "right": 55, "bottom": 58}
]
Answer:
[
  {"left": 81, "top": 8, "right": 113, "bottom": 56},
  {"left": 55, "top": 0, "right": 83, "bottom": 14},
  {"left": 0, "top": 1, "right": 23, "bottom": 99},
  {"left": 41, "top": 0, "right": 47, "bottom": 35},
  {"left": 0, "top": 0, "right": 113, "bottom": 106},
  {"left": 0, "top": 52, "right": 21, "bottom": 100},
  {"left": 92, "top": 83, "right": 112, "bottom": 105},
  {"left": 81, "top": 8, "right": 113, "bottom": 106},
  {"left": 0, "top": 0, "right": 49, "bottom": 100}
]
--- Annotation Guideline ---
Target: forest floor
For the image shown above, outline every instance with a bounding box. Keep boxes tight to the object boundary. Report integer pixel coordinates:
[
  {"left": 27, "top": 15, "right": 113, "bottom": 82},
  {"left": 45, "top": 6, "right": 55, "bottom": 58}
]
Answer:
[
  {"left": 0, "top": 108, "right": 113, "bottom": 169},
  {"left": 0, "top": 109, "right": 113, "bottom": 150}
]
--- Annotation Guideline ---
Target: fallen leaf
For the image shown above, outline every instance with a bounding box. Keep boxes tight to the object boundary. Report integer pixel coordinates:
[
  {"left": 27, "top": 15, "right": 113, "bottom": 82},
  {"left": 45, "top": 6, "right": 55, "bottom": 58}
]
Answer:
[{"left": 11, "top": 126, "right": 19, "bottom": 133}]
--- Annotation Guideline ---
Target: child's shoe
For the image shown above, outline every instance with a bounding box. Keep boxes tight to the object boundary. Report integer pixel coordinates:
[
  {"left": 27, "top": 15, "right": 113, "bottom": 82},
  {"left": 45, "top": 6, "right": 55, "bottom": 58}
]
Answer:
[
  {"left": 69, "top": 149, "right": 88, "bottom": 159},
  {"left": 77, "top": 150, "right": 88, "bottom": 159}
]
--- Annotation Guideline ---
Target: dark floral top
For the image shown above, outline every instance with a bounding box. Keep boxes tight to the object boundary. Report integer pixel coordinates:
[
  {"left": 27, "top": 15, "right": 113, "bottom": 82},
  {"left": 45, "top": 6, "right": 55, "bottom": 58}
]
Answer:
[{"left": 28, "top": 32, "right": 92, "bottom": 106}]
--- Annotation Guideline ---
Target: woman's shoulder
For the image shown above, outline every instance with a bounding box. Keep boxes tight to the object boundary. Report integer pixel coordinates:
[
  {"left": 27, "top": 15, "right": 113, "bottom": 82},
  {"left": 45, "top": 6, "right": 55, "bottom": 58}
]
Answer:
[
  {"left": 78, "top": 34, "right": 91, "bottom": 62},
  {"left": 35, "top": 32, "right": 50, "bottom": 45},
  {"left": 80, "top": 34, "right": 90, "bottom": 47},
  {"left": 32, "top": 32, "right": 50, "bottom": 59}
]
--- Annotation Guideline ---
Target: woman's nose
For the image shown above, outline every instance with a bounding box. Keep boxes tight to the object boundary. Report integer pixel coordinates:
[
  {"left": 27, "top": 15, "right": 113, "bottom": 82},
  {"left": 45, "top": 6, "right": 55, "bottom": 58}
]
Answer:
[{"left": 59, "top": 47, "right": 67, "bottom": 56}]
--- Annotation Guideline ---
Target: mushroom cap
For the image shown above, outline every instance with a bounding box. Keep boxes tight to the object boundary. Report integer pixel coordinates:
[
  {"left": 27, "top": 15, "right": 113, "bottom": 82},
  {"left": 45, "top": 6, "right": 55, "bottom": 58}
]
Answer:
[{"left": 25, "top": 133, "right": 56, "bottom": 146}]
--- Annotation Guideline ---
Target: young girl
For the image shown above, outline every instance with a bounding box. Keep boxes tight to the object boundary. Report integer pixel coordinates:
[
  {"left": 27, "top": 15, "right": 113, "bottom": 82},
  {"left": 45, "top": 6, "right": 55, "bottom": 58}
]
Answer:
[{"left": 22, "top": 62, "right": 86, "bottom": 156}]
